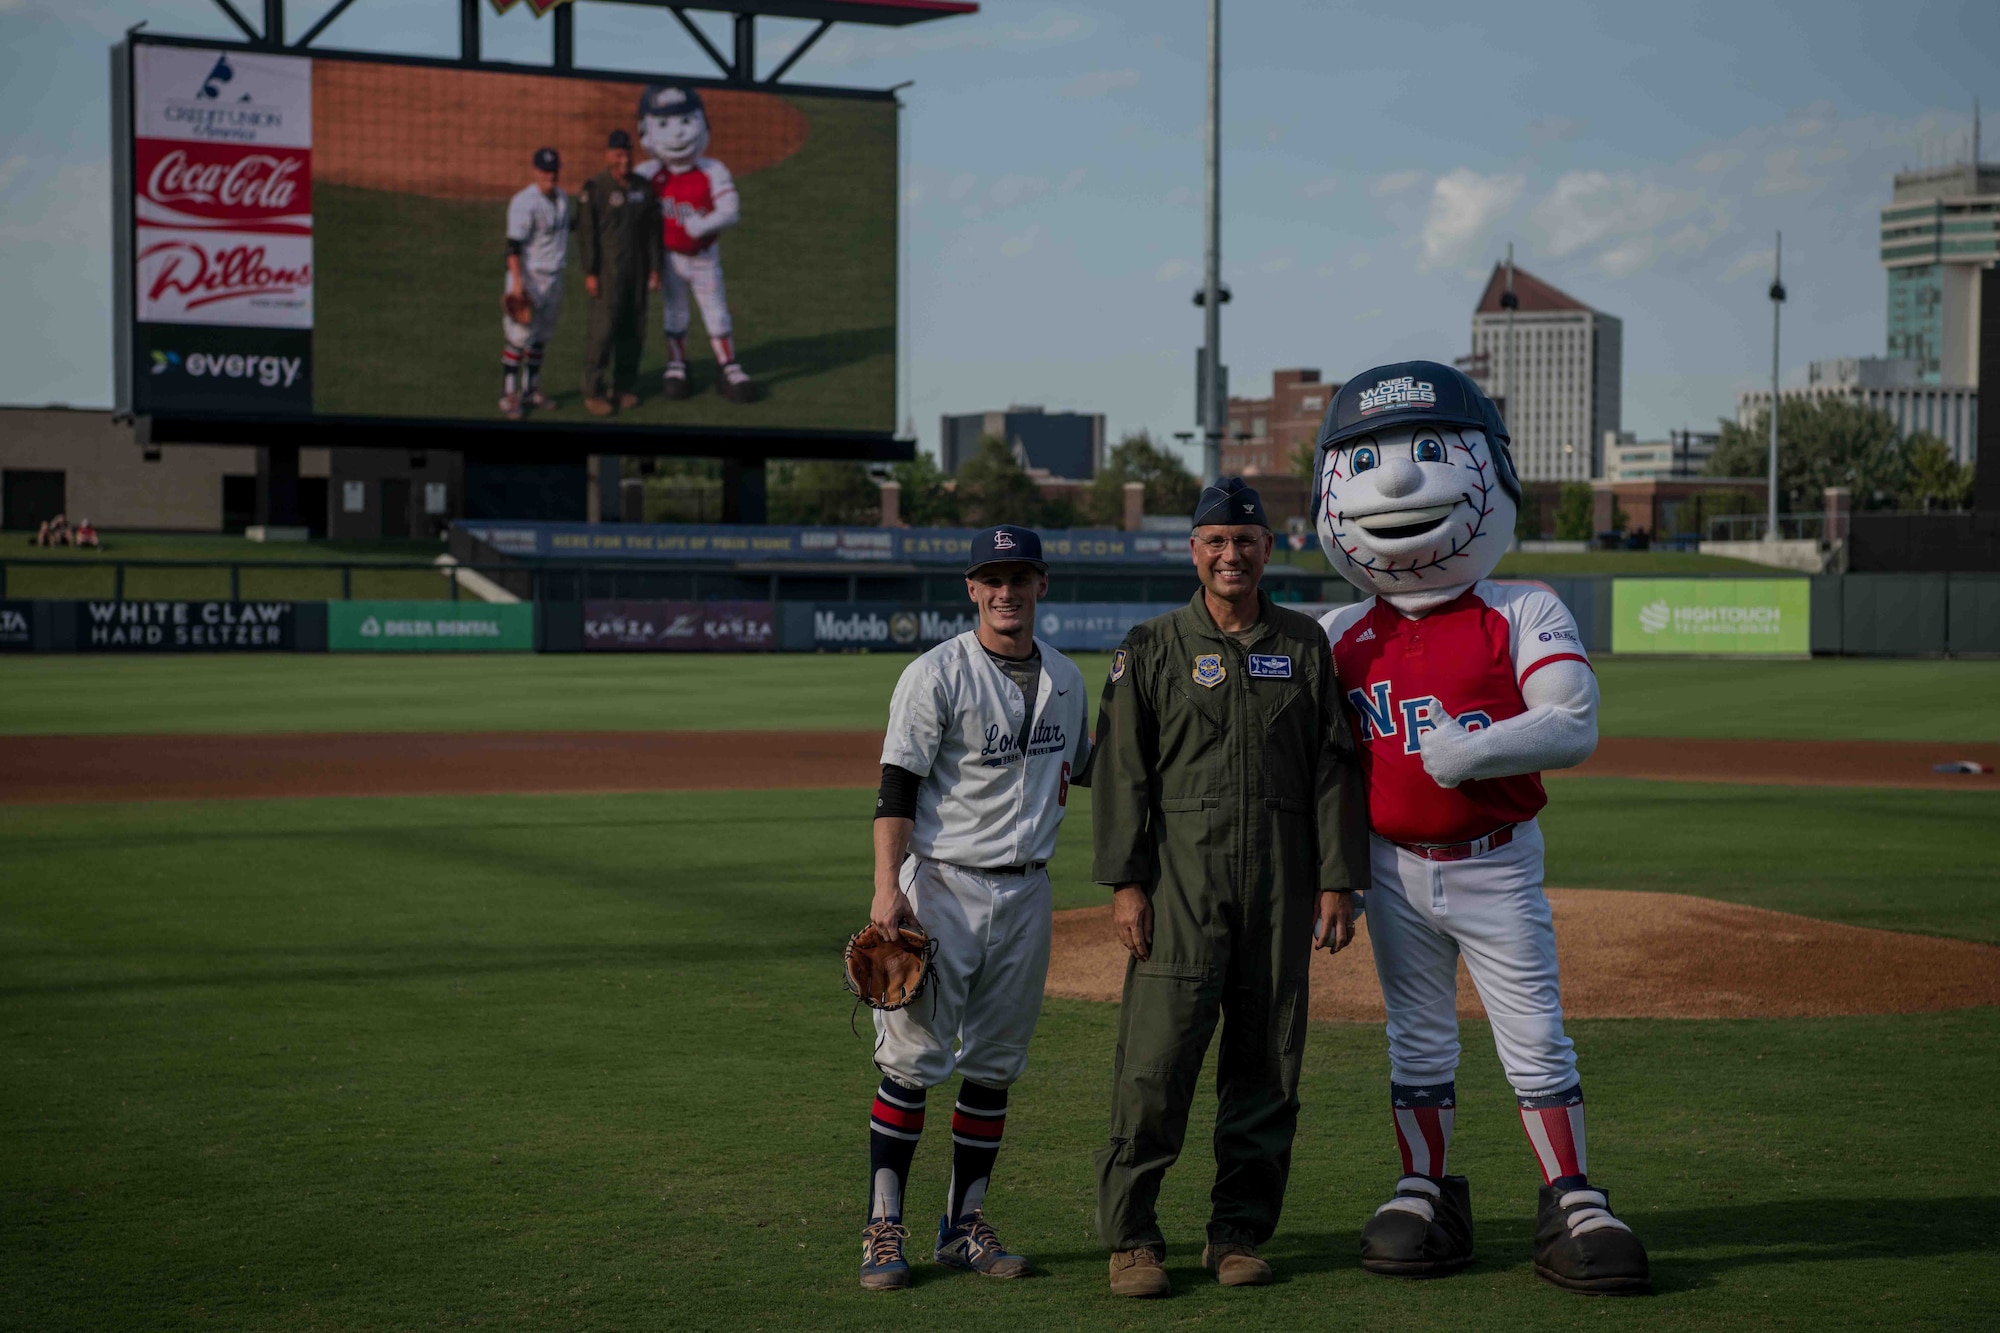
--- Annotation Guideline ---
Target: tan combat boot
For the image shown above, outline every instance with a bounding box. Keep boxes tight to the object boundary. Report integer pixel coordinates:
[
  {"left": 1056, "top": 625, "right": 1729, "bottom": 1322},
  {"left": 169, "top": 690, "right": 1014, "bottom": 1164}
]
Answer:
[
  {"left": 1201, "top": 1242, "right": 1274, "bottom": 1286},
  {"left": 1108, "top": 1247, "right": 1170, "bottom": 1298}
]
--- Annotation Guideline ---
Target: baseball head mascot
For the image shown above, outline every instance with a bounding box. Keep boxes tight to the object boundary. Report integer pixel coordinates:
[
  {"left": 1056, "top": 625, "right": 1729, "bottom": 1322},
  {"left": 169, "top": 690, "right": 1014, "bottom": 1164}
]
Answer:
[
  {"left": 1313, "top": 361, "right": 1651, "bottom": 1295},
  {"left": 633, "top": 85, "right": 755, "bottom": 403}
]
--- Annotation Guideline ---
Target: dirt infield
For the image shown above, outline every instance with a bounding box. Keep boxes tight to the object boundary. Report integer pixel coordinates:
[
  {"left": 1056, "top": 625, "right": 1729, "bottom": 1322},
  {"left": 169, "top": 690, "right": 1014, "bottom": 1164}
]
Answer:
[
  {"left": 4, "top": 732, "right": 1997, "bottom": 805},
  {"left": 1047, "top": 892, "right": 2000, "bottom": 1020}
]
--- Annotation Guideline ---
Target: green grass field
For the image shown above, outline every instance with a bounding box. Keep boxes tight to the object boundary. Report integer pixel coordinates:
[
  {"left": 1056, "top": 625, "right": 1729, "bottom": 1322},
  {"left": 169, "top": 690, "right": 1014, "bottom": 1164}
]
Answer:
[
  {"left": 314, "top": 94, "right": 895, "bottom": 432},
  {"left": 2, "top": 656, "right": 1995, "bottom": 1329},
  {"left": 3, "top": 653, "right": 1997, "bottom": 741},
  {"left": 2, "top": 534, "right": 460, "bottom": 602}
]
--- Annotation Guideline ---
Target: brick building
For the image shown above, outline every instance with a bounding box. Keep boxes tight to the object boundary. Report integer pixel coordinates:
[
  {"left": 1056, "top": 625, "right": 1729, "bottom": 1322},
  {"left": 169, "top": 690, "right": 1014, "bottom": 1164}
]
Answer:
[{"left": 1222, "top": 368, "right": 1339, "bottom": 478}]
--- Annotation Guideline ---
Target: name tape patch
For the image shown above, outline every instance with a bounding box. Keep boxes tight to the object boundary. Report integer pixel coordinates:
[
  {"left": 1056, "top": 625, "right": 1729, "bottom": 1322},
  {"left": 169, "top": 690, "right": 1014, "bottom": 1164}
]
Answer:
[{"left": 1247, "top": 653, "right": 1293, "bottom": 679}]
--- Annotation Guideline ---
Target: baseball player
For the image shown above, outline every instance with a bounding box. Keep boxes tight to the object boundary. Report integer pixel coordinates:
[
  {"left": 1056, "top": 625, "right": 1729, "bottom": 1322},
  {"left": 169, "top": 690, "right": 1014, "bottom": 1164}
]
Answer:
[
  {"left": 859, "top": 525, "right": 1092, "bottom": 1291},
  {"left": 500, "top": 146, "right": 576, "bottom": 420},
  {"left": 1311, "top": 361, "right": 1650, "bottom": 1295},
  {"left": 633, "top": 85, "right": 754, "bottom": 404}
]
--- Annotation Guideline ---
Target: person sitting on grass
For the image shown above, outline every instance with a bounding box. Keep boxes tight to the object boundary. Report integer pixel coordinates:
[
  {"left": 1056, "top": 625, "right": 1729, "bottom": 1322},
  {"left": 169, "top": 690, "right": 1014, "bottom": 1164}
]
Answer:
[
  {"left": 72, "top": 517, "right": 99, "bottom": 549},
  {"left": 35, "top": 513, "right": 71, "bottom": 547}
]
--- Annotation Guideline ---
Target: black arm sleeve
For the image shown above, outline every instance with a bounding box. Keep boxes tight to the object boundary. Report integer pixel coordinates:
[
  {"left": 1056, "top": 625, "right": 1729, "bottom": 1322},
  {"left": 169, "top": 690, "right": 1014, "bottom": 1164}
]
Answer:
[{"left": 875, "top": 764, "right": 921, "bottom": 821}]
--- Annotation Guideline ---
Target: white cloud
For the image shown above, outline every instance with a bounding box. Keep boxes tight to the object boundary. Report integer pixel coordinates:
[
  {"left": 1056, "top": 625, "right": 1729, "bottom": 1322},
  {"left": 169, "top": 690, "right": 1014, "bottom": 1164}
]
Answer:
[
  {"left": 1692, "top": 149, "right": 1744, "bottom": 173},
  {"left": 1354, "top": 308, "right": 1383, "bottom": 322},
  {"left": 1525, "top": 170, "right": 1711, "bottom": 269},
  {"left": 1418, "top": 168, "right": 1524, "bottom": 272},
  {"left": 946, "top": 173, "right": 979, "bottom": 202},
  {"left": 903, "top": 184, "right": 924, "bottom": 205},
  {"left": 1756, "top": 146, "right": 1826, "bottom": 195},
  {"left": 1596, "top": 236, "right": 1654, "bottom": 277},
  {"left": 1001, "top": 224, "right": 1041, "bottom": 259},
  {"left": 1371, "top": 169, "right": 1425, "bottom": 197},
  {"left": 1165, "top": 185, "right": 1195, "bottom": 207},
  {"left": 988, "top": 174, "right": 1049, "bottom": 208},
  {"left": 1259, "top": 253, "right": 1293, "bottom": 274},
  {"left": 1299, "top": 176, "right": 1340, "bottom": 199},
  {"left": 1350, "top": 251, "right": 1373, "bottom": 269},
  {"left": 1059, "top": 167, "right": 1087, "bottom": 191},
  {"left": 1060, "top": 68, "right": 1140, "bottom": 99},
  {"left": 0, "top": 153, "right": 30, "bottom": 193},
  {"left": 1528, "top": 116, "right": 1586, "bottom": 145},
  {"left": 1156, "top": 258, "right": 1191, "bottom": 282},
  {"left": 801, "top": 8, "right": 1094, "bottom": 68},
  {"left": 1722, "top": 248, "right": 1777, "bottom": 282}
]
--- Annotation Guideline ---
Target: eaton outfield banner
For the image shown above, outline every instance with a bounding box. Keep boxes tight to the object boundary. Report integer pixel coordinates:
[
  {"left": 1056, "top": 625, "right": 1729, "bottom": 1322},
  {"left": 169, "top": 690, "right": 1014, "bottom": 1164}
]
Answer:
[
  {"left": 328, "top": 601, "right": 534, "bottom": 652},
  {"left": 458, "top": 521, "right": 1197, "bottom": 567},
  {"left": 1611, "top": 579, "right": 1810, "bottom": 655}
]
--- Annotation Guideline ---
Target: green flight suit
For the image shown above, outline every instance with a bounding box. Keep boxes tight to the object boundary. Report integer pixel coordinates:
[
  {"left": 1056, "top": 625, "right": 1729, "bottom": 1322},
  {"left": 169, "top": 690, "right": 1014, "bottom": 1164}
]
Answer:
[
  {"left": 1086, "top": 589, "right": 1369, "bottom": 1253},
  {"left": 577, "top": 169, "right": 661, "bottom": 401}
]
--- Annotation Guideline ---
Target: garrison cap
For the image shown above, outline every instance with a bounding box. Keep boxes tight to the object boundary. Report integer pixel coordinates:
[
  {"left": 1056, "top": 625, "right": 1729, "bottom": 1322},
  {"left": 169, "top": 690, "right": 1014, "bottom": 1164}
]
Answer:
[
  {"left": 1315, "top": 359, "right": 1522, "bottom": 503},
  {"left": 1192, "top": 476, "right": 1269, "bottom": 529},
  {"left": 965, "top": 524, "right": 1047, "bottom": 576}
]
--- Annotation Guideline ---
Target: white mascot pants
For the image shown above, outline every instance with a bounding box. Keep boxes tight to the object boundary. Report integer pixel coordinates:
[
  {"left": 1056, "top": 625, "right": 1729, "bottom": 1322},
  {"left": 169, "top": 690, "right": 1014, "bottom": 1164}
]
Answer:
[
  {"left": 873, "top": 857, "right": 1051, "bottom": 1091},
  {"left": 661, "top": 247, "right": 732, "bottom": 341},
  {"left": 1363, "top": 818, "right": 1579, "bottom": 1098}
]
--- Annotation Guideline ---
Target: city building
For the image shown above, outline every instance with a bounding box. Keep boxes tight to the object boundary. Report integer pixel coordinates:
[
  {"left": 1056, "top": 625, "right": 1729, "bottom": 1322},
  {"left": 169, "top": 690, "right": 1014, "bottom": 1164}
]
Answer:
[
  {"left": 1603, "top": 428, "right": 1719, "bottom": 481},
  {"left": 939, "top": 406, "right": 1105, "bottom": 478},
  {"left": 1879, "top": 132, "right": 1997, "bottom": 384},
  {"left": 1737, "top": 357, "right": 1980, "bottom": 468},
  {"left": 1222, "top": 368, "right": 1339, "bottom": 477},
  {"left": 1467, "top": 263, "right": 1623, "bottom": 482}
]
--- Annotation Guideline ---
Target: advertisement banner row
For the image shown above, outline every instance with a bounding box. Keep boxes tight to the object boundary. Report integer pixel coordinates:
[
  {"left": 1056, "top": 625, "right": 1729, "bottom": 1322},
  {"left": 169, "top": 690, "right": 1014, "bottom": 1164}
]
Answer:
[
  {"left": 583, "top": 600, "right": 775, "bottom": 651},
  {"left": 461, "top": 521, "right": 1202, "bottom": 568},
  {"left": 327, "top": 601, "right": 535, "bottom": 652}
]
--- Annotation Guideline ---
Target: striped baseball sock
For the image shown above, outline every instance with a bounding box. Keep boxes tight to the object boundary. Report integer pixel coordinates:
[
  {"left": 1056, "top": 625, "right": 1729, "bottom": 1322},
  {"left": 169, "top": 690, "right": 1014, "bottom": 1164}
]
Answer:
[
  {"left": 525, "top": 342, "right": 546, "bottom": 391},
  {"left": 868, "top": 1076, "right": 926, "bottom": 1222},
  {"left": 1518, "top": 1083, "right": 1588, "bottom": 1190},
  {"left": 945, "top": 1079, "right": 1008, "bottom": 1224},
  {"left": 1391, "top": 1080, "right": 1456, "bottom": 1180},
  {"left": 501, "top": 345, "right": 523, "bottom": 395}
]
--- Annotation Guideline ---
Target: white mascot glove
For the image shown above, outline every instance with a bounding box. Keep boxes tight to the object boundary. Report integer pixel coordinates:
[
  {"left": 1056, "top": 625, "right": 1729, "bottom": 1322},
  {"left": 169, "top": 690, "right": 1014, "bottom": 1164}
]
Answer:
[{"left": 1417, "top": 711, "right": 1482, "bottom": 790}]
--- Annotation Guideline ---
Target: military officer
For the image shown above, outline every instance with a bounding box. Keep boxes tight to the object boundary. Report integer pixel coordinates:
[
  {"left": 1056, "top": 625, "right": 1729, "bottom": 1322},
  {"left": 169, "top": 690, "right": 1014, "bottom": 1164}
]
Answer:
[
  {"left": 1085, "top": 476, "right": 1371, "bottom": 1298},
  {"left": 577, "top": 129, "right": 661, "bottom": 415}
]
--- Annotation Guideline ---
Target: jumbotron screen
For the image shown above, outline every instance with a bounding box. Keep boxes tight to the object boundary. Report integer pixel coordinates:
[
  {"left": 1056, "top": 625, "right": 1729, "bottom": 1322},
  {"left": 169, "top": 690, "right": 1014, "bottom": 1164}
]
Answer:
[{"left": 119, "top": 40, "right": 897, "bottom": 436}]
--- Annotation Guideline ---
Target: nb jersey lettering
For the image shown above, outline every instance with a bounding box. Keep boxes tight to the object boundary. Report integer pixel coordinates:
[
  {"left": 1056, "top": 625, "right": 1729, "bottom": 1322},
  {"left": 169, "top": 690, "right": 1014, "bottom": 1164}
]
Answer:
[
  {"left": 651, "top": 158, "right": 735, "bottom": 255},
  {"left": 1322, "top": 581, "right": 1589, "bottom": 845}
]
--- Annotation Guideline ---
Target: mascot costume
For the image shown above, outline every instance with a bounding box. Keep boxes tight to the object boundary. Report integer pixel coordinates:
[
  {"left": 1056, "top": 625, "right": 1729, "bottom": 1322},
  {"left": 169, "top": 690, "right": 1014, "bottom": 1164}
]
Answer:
[
  {"left": 1313, "top": 361, "right": 1649, "bottom": 1296},
  {"left": 634, "top": 85, "right": 755, "bottom": 403}
]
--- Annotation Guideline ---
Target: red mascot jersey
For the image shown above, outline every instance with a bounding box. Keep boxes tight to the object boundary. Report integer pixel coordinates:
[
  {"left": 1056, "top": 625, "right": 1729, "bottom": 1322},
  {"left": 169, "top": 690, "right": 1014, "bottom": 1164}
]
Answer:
[
  {"left": 1321, "top": 580, "right": 1589, "bottom": 845},
  {"left": 653, "top": 158, "right": 736, "bottom": 255}
]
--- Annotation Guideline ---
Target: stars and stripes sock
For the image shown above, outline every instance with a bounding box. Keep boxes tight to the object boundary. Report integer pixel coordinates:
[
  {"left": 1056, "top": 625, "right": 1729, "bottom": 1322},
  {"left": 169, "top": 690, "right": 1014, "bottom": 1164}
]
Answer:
[
  {"left": 710, "top": 334, "right": 736, "bottom": 366},
  {"left": 1518, "top": 1083, "right": 1588, "bottom": 1190},
  {"left": 945, "top": 1079, "right": 1008, "bottom": 1224},
  {"left": 868, "top": 1076, "right": 926, "bottom": 1222},
  {"left": 501, "top": 345, "right": 523, "bottom": 395},
  {"left": 1391, "top": 1080, "right": 1456, "bottom": 1180}
]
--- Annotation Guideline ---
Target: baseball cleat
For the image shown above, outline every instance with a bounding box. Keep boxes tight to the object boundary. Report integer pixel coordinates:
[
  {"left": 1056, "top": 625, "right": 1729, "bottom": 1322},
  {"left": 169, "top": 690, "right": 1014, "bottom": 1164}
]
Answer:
[
  {"left": 661, "top": 363, "right": 691, "bottom": 400},
  {"left": 616, "top": 392, "right": 641, "bottom": 410},
  {"left": 1533, "top": 1184, "right": 1651, "bottom": 1296},
  {"left": 934, "top": 1211, "right": 1029, "bottom": 1278},
  {"left": 498, "top": 392, "right": 523, "bottom": 421},
  {"left": 719, "top": 362, "right": 757, "bottom": 403},
  {"left": 859, "top": 1217, "right": 912, "bottom": 1291},
  {"left": 523, "top": 388, "right": 553, "bottom": 410},
  {"left": 1360, "top": 1174, "right": 1475, "bottom": 1277},
  {"left": 1107, "top": 1247, "right": 1170, "bottom": 1298},
  {"left": 584, "top": 396, "right": 614, "bottom": 417},
  {"left": 1200, "top": 1241, "right": 1273, "bottom": 1286}
]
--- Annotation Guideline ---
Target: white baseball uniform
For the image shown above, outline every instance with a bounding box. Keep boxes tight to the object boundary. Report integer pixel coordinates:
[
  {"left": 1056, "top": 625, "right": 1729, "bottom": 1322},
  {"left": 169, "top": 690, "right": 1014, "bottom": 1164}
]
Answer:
[
  {"left": 502, "top": 183, "right": 572, "bottom": 348},
  {"left": 1322, "top": 580, "right": 1598, "bottom": 1098},
  {"left": 874, "top": 632, "right": 1092, "bottom": 1090}
]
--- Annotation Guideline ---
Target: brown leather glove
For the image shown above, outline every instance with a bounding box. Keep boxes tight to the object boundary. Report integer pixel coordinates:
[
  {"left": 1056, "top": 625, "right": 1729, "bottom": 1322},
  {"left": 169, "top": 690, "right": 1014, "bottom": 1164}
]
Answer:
[
  {"left": 842, "top": 923, "right": 937, "bottom": 1013},
  {"left": 503, "top": 290, "right": 534, "bottom": 325}
]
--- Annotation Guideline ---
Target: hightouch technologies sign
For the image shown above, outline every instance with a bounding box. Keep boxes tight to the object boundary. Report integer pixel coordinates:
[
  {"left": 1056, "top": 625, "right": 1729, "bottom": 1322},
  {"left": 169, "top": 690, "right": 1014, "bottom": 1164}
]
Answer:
[
  {"left": 1611, "top": 579, "right": 1810, "bottom": 655},
  {"left": 328, "top": 601, "right": 533, "bottom": 652}
]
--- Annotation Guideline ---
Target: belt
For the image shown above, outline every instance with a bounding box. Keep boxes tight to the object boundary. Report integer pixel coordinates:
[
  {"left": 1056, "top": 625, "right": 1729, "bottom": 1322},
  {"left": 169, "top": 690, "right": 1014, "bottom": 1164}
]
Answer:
[
  {"left": 1394, "top": 824, "right": 1516, "bottom": 863},
  {"left": 943, "top": 860, "right": 1047, "bottom": 877}
]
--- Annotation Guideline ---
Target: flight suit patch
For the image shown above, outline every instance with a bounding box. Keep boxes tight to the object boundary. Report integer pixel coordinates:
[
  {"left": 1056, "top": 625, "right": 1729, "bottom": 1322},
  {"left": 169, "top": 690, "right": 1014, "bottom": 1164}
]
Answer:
[
  {"left": 1192, "top": 654, "right": 1226, "bottom": 689},
  {"left": 1111, "top": 648, "right": 1128, "bottom": 682},
  {"left": 1247, "top": 654, "right": 1293, "bottom": 679}
]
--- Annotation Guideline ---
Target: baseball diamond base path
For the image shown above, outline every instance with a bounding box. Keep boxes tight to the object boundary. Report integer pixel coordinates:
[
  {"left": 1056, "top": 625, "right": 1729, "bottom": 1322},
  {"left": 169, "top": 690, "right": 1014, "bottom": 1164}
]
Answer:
[
  {"left": 1046, "top": 892, "right": 2000, "bottom": 1021},
  {"left": 3, "top": 733, "right": 1998, "bottom": 805}
]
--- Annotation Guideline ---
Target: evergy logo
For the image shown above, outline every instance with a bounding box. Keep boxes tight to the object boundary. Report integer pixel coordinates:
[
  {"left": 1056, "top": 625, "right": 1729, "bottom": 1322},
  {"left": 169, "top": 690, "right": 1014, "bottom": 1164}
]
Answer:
[{"left": 152, "top": 348, "right": 301, "bottom": 387}]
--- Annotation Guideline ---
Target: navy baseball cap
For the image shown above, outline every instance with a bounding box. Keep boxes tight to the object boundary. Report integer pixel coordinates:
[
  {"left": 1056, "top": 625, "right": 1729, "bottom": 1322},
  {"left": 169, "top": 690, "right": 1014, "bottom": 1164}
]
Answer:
[
  {"left": 1315, "top": 360, "right": 1522, "bottom": 502},
  {"left": 533, "top": 146, "right": 560, "bottom": 171},
  {"left": 639, "top": 84, "right": 705, "bottom": 120},
  {"left": 965, "top": 525, "right": 1047, "bottom": 575},
  {"left": 607, "top": 129, "right": 632, "bottom": 149},
  {"left": 1192, "top": 476, "right": 1269, "bottom": 529}
]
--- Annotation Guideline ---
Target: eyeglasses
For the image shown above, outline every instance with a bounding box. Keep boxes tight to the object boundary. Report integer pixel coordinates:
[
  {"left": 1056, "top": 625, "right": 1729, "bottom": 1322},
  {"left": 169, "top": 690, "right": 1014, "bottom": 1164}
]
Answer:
[{"left": 1194, "top": 535, "right": 1266, "bottom": 553}]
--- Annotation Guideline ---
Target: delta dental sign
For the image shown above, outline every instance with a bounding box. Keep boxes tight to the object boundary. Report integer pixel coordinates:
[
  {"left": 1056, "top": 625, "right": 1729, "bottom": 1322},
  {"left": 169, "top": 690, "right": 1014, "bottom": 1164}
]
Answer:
[{"left": 328, "top": 602, "right": 534, "bottom": 652}]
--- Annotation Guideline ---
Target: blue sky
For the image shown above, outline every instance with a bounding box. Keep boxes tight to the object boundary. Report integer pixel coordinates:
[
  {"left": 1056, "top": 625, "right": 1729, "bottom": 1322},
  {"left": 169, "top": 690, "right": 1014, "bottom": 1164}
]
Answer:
[{"left": 1, "top": 0, "right": 1994, "bottom": 466}]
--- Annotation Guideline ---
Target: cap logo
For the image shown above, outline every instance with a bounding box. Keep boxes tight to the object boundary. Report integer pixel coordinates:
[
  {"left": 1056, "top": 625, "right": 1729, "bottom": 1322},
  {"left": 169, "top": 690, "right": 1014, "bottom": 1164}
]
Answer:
[
  {"left": 992, "top": 531, "right": 1017, "bottom": 550},
  {"left": 1242, "top": 502, "right": 1254, "bottom": 513},
  {"left": 1358, "top": 375, "right": 1436, "bottom": 416}
]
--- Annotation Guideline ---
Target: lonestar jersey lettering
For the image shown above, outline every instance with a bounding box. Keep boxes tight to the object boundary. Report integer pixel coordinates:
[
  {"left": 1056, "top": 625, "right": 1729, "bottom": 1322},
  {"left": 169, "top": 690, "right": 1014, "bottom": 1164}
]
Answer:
[{"left": 506, "top": 184, "right": 572, "bottom": 274}]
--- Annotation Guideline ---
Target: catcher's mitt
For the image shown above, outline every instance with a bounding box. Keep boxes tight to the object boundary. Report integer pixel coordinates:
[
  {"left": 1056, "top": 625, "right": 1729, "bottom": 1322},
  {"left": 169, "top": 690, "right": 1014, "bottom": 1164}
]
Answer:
[
  {"left": 503, "top": 290, "right": 534, "bottom": 324},
  {"left": 842, "top": 923, "right": 938, "bottom": 1031}
]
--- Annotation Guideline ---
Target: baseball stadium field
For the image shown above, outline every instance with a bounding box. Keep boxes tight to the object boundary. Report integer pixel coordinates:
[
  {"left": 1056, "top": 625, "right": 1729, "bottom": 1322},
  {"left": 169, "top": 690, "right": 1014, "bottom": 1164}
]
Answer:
[{"left": 3, "top": 653, "right": 1996, "bottom": 1330}]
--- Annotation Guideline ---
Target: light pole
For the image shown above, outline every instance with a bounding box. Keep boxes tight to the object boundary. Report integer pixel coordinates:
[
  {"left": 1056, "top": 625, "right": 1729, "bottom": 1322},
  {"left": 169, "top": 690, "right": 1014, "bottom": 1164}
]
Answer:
[
  {"left": 1766, "top": 231, "right": 1785, "bottom": 540},
  {"left": 1501, "top": 242, "right": 1517, "bottom": 427},
  {"left": 1200, "top": 0, "right": 1222, "bottom": 482}
]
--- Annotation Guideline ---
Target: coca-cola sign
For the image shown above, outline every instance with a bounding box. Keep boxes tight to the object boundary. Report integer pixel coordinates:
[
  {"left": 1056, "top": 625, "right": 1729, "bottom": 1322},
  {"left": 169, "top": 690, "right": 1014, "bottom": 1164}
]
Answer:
[
  {"left": 137, "top": 232, "right": 314, "bottom": 328},
  {"left": 136, "top": 141, "right": 311, "bottom": 233}
]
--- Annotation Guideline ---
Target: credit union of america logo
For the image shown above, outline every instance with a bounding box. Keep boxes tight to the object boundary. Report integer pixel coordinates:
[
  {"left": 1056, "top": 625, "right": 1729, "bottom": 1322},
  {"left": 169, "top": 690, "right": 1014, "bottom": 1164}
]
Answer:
[{"left": 1637, "top": 600, "right": 1672, "bottom": 633}]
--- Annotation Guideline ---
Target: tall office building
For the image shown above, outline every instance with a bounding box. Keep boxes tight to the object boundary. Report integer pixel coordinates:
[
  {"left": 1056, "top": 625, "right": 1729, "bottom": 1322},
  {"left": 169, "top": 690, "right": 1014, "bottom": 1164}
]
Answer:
[
  {"left": 1879, "top": 122, "right": 1997, "bottom": 385},
  {"left": 938, "top": 406, "right": 1105, "bottom": 479},
  {"left": 1467, "top": 264, "right": 1622, "bottom": 482}
]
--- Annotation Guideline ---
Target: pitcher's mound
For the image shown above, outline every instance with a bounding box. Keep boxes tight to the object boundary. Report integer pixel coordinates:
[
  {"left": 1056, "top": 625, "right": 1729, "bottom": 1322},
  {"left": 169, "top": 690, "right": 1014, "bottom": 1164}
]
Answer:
[{"left": 1047, "top": 891, "right": 2000, "bottom": 1020}]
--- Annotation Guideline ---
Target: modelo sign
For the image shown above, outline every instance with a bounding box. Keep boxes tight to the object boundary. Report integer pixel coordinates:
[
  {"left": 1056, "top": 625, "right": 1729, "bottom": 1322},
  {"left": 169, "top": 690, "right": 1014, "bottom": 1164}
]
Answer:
[
  {"left": 328, "top": 600, "right": 533, "bottom": 652},
  {"left": 1610, "top": 579, "right": 1810, "bottom": 655},
  {"left": 82, "top": 600, "right": 294, "bottom": 650},
  {"left": 810, "top": 603, "right": 978, "bottom": 650}
]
